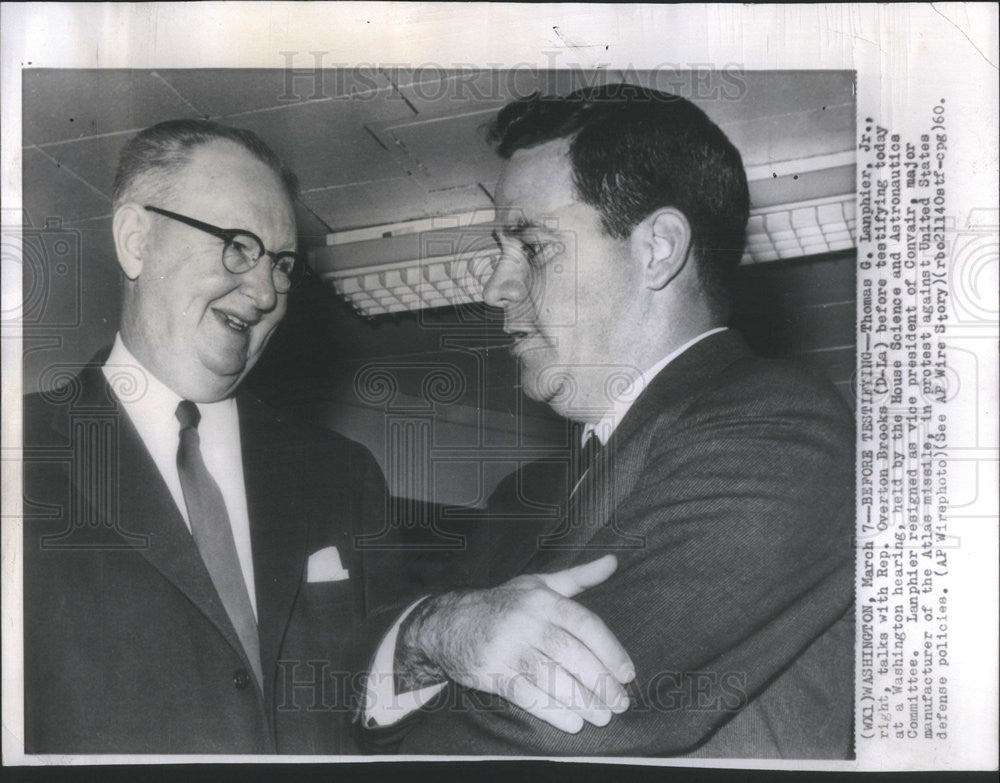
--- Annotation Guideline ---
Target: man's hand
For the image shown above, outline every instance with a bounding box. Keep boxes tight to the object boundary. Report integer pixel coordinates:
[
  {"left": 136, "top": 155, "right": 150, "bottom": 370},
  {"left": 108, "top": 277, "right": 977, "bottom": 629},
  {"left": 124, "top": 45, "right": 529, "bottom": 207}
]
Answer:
[{"left": 394, "top": 555, "right": 635, "bottom": 734}]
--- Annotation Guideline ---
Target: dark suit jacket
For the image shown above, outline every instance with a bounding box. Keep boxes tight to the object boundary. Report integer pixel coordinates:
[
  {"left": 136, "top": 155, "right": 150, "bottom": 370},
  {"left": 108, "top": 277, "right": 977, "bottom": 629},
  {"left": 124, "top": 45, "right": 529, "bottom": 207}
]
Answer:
[
  {"left": 23, "top": 359, "right": 388, "bottom": 754},
  {"left": 372, "top": 330, "right": 856, "bottom": 758}
]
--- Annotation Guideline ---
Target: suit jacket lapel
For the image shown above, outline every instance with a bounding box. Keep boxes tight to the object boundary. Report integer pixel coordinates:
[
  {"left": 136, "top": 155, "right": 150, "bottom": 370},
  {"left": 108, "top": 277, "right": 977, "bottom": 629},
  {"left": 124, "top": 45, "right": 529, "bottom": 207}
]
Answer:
[
  {"left": 57, "top": 362, "right": 265, "bottom": 688},
  {"left": 238, "top": 395, "right": 309, "bottom": 710},
  {"left": 530, "top": 430, "right": 646, "bottom": 568},
  {"left": 530, "top": 330, "right": 753, "bottom": 569}
]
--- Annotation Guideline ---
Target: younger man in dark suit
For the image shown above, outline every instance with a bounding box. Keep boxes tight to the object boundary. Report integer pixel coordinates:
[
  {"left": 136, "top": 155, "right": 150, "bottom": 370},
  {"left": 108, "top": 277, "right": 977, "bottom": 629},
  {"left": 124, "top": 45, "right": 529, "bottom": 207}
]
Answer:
[{"left": 363, "top": 85, "right": 855, "bottom": 758}]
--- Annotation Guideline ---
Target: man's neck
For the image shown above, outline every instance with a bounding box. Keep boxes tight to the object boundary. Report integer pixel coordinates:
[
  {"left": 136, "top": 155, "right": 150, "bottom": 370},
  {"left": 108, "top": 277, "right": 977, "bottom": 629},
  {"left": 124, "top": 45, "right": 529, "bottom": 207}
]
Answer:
[
  {"left": 117, "top": 322, "right": 236, "bottom": 404},
  {"left": 104, "top": 334, "right": 237, "bottom": 413},
  {"left": 578, "top": 326, "right": 729, "bottom": 442},
  {"left": 577, "top": 311, "right": 725, "bottom": 421},
  {"left": 104, "top": 333, "right": 180, "bottom": 407}
]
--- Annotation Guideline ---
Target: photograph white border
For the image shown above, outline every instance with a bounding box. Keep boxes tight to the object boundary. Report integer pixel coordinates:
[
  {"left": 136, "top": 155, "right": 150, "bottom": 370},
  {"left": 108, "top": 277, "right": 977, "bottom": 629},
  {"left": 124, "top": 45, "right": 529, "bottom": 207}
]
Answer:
[{"left": 2, "top": 2, "right": 997, "bottom": 771}]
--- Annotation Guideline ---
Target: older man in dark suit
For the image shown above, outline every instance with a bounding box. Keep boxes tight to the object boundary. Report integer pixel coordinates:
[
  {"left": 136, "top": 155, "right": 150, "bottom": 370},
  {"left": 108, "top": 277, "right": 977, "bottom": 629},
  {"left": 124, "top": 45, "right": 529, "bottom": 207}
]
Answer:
[
  {"left": 363, "top": 85, "right": 855, "bottom": 758},
  {"left": 22, "top": 120, "right": 387, "bottom": 754}
]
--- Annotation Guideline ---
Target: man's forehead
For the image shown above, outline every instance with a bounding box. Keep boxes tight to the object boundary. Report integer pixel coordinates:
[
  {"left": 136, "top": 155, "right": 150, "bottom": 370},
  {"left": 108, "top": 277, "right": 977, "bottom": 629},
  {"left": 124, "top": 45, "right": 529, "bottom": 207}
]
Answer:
[
  {"left": 183, "top": 138, "right": 262, "bottom": 173},
  {"left": 493, "top": 138, "right": 578, "bottom": 225},
  {"left": 169, "top": 140, "right": 295, "bottom": 240},
  {"left": 174, "top": 141, "right": 279, "bottom": 196}
]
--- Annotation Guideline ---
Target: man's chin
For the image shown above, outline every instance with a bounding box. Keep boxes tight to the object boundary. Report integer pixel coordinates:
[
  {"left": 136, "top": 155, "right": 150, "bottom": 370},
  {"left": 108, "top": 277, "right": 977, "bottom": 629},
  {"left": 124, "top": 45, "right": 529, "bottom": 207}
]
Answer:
[
  {"left": 197, "top": 338, "right": 252, "bottom": 374},
  {"left": 186, "top": 355, "right": 249, "bottom": 400},
  {"left": 521, "top": 375, "right": 570, "bottom": 412}
]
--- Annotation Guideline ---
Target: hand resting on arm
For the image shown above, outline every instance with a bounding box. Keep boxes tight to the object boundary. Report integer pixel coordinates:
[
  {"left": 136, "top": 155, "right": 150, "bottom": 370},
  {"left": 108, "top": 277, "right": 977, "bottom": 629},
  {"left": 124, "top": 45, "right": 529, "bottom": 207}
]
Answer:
[{"left": 392, "top": 554, "right": 636, "bottom": 734}]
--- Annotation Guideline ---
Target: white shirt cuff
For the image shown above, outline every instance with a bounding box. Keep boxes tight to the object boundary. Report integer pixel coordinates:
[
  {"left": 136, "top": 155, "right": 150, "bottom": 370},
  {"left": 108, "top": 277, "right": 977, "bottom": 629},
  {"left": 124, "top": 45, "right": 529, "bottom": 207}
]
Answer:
[{"left": 364, "top": 598, "right": 447, "bottom": 727}]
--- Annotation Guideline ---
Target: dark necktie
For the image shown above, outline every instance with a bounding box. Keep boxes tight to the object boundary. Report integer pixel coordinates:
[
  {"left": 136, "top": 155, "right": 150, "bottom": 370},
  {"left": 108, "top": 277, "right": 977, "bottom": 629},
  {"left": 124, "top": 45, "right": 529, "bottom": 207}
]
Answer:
[
  {"left": 570, "top": 427, "right": 602, "bottom": 497},
  {"left": 175, "top": 400, "right": 263, "bottom": 691}
]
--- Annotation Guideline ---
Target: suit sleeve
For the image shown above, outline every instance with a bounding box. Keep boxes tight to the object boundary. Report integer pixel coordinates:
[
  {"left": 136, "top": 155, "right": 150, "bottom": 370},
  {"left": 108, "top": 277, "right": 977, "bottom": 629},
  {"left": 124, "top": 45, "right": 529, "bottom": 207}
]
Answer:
[
  {"left": 354, "top": 465, "right": 574, "bottom": 752},
  {"left": 393, "top": 364, "right": 855, "bottom": 756}
]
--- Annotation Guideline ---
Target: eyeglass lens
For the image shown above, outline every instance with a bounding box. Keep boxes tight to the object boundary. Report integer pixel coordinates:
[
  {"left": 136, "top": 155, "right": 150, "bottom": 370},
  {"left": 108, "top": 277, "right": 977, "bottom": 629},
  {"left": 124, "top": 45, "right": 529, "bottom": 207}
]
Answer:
[{"left": 223, "top": 235, "right": 297, "bottom": 292}]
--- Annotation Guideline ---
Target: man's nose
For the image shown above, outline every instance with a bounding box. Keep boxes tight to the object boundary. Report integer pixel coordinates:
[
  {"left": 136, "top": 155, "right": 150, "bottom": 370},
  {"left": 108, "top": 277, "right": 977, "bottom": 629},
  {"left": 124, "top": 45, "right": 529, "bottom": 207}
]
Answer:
[
  {"left": 238, "top": 258, "right": 278, "bottom": 311},
  {"left": 482, "top": 255, "right": 529, "bottom": 309}
]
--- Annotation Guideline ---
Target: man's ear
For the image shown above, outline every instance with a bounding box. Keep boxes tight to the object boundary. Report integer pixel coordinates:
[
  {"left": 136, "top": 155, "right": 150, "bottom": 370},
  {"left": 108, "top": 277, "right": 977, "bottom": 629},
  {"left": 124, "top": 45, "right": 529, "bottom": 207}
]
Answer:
[
  {"left": 112, "top": 204, "right": 151, "bottom": 281},
  {"left": 634, "top": 207, "right": 693, "bottom": 291}
]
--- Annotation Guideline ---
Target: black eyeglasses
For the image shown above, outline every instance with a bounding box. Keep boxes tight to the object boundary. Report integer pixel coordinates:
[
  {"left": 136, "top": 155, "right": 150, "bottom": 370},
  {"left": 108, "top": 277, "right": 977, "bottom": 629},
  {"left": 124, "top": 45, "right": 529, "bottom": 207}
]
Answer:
[{"left": 144, "top": 205, "right": 304, "bottom": 293}]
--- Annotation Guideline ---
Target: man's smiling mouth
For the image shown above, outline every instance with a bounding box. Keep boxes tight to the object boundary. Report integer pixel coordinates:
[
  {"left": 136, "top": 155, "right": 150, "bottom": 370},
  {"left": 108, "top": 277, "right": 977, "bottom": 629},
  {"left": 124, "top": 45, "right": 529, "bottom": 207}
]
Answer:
[{"left": 213, "top": 308, "right": 255, "bottom": 333}]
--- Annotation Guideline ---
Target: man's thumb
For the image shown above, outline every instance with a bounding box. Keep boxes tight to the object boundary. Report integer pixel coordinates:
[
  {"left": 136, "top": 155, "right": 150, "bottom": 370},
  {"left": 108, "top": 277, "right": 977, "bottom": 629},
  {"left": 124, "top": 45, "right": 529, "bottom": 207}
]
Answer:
[{"left": 537, "top": 554, "right": 618, "bottom": 597}]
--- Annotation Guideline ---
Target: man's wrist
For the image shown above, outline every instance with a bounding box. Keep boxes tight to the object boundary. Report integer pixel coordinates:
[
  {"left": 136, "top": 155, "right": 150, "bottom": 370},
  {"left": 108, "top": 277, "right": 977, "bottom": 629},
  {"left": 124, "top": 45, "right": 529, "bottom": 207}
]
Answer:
[{"left": 392, "top": 592, "right": 452, "bottom": 694}]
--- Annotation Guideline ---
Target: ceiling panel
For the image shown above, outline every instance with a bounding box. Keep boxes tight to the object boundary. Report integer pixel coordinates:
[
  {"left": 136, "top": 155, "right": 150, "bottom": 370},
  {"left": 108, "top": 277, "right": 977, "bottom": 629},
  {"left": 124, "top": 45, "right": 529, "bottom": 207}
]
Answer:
[
  {"left": 223, "top": 96, "right": 414, "bottom": 191},
  {"left": 369, "top": 107, "right": 502, "bottom": 188},
  {"left": 31, "top": 133, "right": 133, "bottom": 202},
  {"left": 23, "top": 70, "right": 199, "bottom": 146},
  {"left": 302, "top": 177, "right": 492, "bottom": 232},
  {"left": 367, "top": 70, "right": 855, "bottom": 218},
  {"left": 293, "top": 202, "right": 334, "bottom": 247},
  {"left": 157, "top": 68, "right": 393, "bottom": 119},
  {"left": 388, "top": 68, "right": 855, "bottom": 127},
  {"left": 389, "top": 68, "right": 621, "bottom": 114},
  {"left": 21, "top": 147, "right": 112, "bottom": 225},
  {"left": 723, "top": 102, "right": 855, "bottom": 168},
  {"left": 748, "top": 164, "right": 856, "bottom": 209},
  {"left": 22, "top": 69, "right": 855, "bottom": 242},
  {"left": 628, "top": 70, "right": 856, "bottom": 127}
]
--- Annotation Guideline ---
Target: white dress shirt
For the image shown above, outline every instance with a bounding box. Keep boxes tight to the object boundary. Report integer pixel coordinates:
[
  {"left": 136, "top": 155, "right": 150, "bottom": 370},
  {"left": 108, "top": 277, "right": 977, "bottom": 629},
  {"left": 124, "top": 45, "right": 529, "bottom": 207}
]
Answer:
[
  {"left": 103, "top": 334, "right": 258, "bottom": 619},
  {"left": 365, "top": 327, "right": 730, "bottom": 727}
]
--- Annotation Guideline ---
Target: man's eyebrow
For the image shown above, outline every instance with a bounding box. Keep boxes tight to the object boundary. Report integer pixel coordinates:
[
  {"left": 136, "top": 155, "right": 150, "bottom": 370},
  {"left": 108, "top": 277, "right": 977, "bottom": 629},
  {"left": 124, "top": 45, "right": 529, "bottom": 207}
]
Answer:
[{"left": 494, "top": 217, "right": 545, "bottom": 242}]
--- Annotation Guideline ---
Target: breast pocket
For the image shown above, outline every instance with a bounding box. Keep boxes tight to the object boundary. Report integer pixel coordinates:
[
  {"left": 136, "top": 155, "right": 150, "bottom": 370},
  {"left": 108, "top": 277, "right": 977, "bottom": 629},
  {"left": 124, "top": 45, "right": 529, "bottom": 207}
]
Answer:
[
  {"left": 301, "top": 577, "right": 354, "bottom": 608},
  {"left": 281, "top": 577, "right": 361, "bottom": 683}
]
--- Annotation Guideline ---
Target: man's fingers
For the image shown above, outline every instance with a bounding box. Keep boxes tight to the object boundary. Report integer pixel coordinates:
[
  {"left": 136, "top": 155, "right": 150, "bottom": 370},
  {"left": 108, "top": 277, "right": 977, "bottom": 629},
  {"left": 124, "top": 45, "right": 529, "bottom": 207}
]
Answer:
[
  {"left": 530, "top": 557, "right": 635, "bottom": 685},
  {"left": 504, "top": 675, "right": 585, "bottom": 734},
  {"left": 536, "top": 628, "right": 630, "bottom": 713},
  {"left": 536, "top": 554, "right": 618, "bottom": 598},
  {"left": 528, "top": 658, "right": 613, "bottom": 727},
  {"left": 554, "top": 598, "right": 635, "bottom": 685}
]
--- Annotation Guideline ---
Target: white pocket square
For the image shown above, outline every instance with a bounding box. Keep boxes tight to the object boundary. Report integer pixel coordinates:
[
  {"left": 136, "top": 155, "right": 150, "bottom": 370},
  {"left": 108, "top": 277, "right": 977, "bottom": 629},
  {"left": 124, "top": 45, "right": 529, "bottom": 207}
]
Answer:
[{"left": 306, "top": 546, "right": 350, "bottom": 583}]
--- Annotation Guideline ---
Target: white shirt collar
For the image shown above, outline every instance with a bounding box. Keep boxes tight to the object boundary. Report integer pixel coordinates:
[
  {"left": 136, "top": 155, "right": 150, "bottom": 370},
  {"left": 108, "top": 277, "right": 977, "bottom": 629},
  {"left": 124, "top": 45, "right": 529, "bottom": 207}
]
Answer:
[
  {"left": 102, "top": 333, "right": 238, "bottom": 446},
  {"left": 101, "top": 334, "right": 256, "bottom": 617},
  {"left": 582, "top": 327, "right": 729, "bottom": 446},
  {"left": 104, "top": 333, "right": 183, "bottom": 429},
  {"left": 101, "top": 333, "right": 242, "bottom": 531}
]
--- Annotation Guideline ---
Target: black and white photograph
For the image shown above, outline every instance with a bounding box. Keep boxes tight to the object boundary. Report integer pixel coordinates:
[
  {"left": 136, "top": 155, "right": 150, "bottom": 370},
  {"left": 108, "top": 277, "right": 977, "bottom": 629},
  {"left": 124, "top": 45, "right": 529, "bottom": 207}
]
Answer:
[{"left": 2, "top": 2, "right": 997, "bottom": 774}]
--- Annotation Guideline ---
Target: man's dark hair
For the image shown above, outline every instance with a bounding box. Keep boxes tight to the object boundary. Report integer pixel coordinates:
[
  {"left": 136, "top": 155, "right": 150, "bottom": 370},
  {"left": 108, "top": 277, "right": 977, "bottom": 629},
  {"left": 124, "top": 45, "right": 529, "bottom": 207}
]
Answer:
[
  {"left": 486, "top": 83, "right": 750, "bottom": 320},
  {"left": 112, "top": 119, "right": 299, "bottom": 211}
]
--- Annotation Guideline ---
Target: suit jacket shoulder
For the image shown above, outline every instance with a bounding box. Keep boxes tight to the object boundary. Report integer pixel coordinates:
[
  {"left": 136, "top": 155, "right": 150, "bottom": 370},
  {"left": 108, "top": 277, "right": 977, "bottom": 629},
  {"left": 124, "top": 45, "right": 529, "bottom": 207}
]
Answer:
[
  {"left": 392, "top": 330, "right": 856, "bottom": 758},
  {"left": 22, "top": 364, "right": 388, "bottom": 754}
]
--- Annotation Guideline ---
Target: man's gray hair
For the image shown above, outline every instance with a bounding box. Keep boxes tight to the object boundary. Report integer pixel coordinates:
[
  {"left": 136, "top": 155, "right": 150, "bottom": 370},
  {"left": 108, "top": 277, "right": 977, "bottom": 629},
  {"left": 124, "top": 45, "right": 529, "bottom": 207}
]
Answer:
[{"left": 112, "top": 119, "right": 298, "bottom": 211}]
